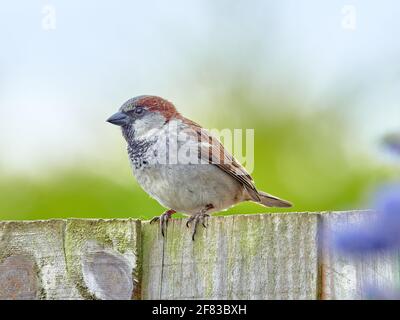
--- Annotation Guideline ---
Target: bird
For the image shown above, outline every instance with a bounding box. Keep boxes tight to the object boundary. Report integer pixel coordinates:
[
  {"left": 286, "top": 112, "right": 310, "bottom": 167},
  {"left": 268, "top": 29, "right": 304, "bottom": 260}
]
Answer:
[{"left": 107, "top": 95, "right": 292, "bottom": 240}]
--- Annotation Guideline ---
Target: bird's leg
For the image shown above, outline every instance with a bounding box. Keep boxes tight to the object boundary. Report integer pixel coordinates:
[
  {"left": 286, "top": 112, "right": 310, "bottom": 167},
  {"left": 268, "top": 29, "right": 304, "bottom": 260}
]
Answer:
[
  {"left": 150, "top": 209, "right": 176, "bottom": 237},
  {"left": 186, "top": 204, "right": 213, "bottom": 241}
]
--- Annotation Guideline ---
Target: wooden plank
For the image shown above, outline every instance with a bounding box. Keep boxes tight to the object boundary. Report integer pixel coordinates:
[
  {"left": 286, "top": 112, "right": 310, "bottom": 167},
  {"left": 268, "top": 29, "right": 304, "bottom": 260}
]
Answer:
[
  {"left": 2, "top": 212, "right": 399, "bottom": 300},
  {"left": 64, "top": 219, "right": 141, "bottom": 300},
  {"left": 0, "top": 220, "right": 80, "bottom": 299},
  {"left": 320, "top": 211, "right": 400, "bottom": 299},
  {"left": 141, "top": 213, "right": 319, "bottom": 299},
  {"left": 0, "top": 219, "right": 141, "bottom": 300}
]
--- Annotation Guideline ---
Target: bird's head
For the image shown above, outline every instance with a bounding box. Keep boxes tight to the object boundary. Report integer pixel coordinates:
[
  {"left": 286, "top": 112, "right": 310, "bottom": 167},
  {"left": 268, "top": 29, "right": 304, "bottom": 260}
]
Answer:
[{"left": 107, "top": 95, "right": 179, "bottom": 141}]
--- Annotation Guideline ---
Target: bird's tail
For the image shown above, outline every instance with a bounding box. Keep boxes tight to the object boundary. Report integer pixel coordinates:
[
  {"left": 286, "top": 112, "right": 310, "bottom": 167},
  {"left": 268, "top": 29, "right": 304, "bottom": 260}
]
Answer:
[{"left": 256, "top": 191, "right": 292, "bottom": 208}]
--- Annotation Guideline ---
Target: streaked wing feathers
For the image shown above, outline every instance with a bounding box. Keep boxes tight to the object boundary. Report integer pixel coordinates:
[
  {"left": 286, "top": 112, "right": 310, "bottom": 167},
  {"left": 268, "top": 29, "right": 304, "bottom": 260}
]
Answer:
[{"left": 180, "top": 117, "right": 261, "bottom": 202}]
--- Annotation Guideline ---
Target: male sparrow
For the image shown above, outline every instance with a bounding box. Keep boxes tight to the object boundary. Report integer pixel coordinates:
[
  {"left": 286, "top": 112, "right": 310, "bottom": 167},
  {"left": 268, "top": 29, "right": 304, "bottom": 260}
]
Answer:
[{"left": 107, "top": 95, "right": 292, "bottom": 240}]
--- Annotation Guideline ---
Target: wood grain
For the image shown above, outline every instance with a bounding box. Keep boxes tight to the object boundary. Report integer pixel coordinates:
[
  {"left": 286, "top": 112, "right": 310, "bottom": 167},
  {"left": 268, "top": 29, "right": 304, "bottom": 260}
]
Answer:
[
  {"left": 0, "top": 220, "right": 78, "bottom": 299},
  {"left": 141, "top": 213, "right": 319, "bottom": 299},
  {"left": 319, "top": 211, "right": 400, "bottom": 299},
  {"left": 1, "top": 212, "right": 399, "bottom": 299},
  {"left": 0, "top": 219, "right": 141, "bottom": 300}
]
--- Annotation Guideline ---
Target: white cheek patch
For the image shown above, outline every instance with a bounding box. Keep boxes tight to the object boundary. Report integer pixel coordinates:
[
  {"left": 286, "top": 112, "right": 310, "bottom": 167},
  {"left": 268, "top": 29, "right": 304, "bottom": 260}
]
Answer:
[{"left": 133, "top": 113, "right": 166, "bottom": 139}]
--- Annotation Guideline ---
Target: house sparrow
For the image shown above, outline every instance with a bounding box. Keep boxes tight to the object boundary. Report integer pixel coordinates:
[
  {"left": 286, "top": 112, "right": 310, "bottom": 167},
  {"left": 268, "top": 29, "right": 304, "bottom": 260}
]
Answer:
[{"left": 107, "top": 95, "right": 292, "bottom": 240}]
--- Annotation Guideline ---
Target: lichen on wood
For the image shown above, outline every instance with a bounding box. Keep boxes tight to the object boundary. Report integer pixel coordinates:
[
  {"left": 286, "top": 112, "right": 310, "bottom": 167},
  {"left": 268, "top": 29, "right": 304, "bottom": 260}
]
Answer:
[
  {"left": 0, "top": 219, "right": 141, "bottom": 300},
  {"left": 0, "top": 211, "right": 399, "bottom": 300},
  {"left": 141, "top": 213, "right": 319, "bottom": 299},
  {"left": 64, "top": 219, "right": 141, "bottom": 300}
]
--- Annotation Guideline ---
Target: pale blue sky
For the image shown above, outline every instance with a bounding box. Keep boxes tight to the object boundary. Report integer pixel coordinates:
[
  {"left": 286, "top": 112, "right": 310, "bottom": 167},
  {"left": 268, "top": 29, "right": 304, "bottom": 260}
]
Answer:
[{"left": 1, "top": 1, "right": 399, "bottom": 173}]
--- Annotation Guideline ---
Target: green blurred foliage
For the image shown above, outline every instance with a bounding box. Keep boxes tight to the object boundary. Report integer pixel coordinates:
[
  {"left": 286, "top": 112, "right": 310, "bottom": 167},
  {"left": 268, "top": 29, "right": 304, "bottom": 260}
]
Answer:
[{"left": 0, "top": 90, "right": 397, "bottom": 221}]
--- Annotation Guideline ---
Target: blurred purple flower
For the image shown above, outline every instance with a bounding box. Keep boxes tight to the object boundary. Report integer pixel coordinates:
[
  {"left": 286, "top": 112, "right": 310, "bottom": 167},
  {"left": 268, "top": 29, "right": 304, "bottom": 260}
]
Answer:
[
  {"left": 383, "top": 132, "right": 400, "bottom": 156},
  {"left": 332, "top": 184, "right": 400, "bottom": 254},
  {"left": 365, "top": 286, "right": 400, "bottom": 300}
]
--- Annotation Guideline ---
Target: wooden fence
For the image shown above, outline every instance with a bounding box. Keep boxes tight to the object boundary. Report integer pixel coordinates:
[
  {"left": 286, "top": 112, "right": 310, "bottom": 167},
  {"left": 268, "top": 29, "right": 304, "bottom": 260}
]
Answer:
[{"left": 0, "top": 211, "right": 399, "bottom": 300}]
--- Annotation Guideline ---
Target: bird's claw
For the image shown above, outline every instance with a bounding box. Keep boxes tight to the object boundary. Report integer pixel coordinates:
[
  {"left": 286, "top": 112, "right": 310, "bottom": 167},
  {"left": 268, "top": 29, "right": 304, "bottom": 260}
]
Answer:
[
  {"left": 150, "top": 210, "right": 175, "bottom": 237},
  {"left": 187, "top": 213, "right": 210, "bottom": 241},
  {"left": 150, "top": 216, "right": 160, "bottom": 224}
]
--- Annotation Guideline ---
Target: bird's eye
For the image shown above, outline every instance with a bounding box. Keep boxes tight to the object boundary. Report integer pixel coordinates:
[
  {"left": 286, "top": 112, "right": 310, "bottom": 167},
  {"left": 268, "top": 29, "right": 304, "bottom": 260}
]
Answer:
[{"left": 134, "top": 106, "right": 144, "bottom": 115}]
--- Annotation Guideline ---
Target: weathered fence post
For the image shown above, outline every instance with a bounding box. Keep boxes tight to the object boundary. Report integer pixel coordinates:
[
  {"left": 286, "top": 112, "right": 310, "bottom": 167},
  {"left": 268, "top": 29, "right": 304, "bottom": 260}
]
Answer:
[{"left": 0, "top": 211, "right": 399, "bottom": 299}]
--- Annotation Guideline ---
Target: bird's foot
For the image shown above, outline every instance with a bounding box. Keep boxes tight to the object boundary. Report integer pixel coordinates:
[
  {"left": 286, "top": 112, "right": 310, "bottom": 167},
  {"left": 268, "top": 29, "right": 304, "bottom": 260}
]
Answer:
[
  {"left": 150, "top": 209, "right": 176, "bottom": 237},
  {"left": 186, "top": 212, "right": 210, "bottom": 241}
]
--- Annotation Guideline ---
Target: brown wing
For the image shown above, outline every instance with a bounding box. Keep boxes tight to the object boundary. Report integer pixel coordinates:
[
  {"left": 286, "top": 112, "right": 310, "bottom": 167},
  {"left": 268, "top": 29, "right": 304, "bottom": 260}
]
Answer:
[{"left": 180, "top": 117, "right": 261, "bottom": 202}]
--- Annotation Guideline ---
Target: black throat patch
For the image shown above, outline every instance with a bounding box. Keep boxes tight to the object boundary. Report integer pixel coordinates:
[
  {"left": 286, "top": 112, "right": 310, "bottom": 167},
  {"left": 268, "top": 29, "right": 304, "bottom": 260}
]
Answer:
[{"left": 127, "top": 138, "right": 157, "bottom": 169}]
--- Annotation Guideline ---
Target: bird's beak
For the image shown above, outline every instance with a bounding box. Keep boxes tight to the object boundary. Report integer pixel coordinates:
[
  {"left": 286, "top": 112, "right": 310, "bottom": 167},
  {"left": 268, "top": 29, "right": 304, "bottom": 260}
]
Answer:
[{"left": 107, "top": 112, "right": 130, "bottom": 126}]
